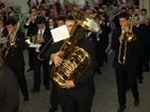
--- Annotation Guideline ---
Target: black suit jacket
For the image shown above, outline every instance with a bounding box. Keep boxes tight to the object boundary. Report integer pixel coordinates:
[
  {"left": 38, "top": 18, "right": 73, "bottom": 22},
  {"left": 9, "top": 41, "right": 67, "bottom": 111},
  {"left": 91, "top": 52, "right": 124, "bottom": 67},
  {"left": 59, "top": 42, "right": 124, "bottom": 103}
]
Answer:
[
  {"left": 0, "top": 65, "right": 19, "bottom": 112},
  {"left": 44, "top": 38, "right": 96, "bottom": 97},
  {"left": 1, "top": 27, "right": 8, "bottom": 38},
  {"left": 4, "top": 30, "right": 25, "bottom": 67},
  {"left": 24, "top": 16, "right": 38, "bottom": 36},
  {"left": 111, "top": 27, "right": 141, "bottom": 69}
]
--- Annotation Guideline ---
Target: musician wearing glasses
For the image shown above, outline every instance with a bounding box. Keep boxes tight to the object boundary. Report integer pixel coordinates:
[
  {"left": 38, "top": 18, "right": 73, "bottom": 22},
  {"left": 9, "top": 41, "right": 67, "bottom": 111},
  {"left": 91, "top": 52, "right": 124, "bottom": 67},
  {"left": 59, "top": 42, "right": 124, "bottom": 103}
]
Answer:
[
  {"left": 3, "top": 17, "right": 29, "bottom": 101},
  {"left": 111, "top": 12, "right": 140, "bottom": 112}
]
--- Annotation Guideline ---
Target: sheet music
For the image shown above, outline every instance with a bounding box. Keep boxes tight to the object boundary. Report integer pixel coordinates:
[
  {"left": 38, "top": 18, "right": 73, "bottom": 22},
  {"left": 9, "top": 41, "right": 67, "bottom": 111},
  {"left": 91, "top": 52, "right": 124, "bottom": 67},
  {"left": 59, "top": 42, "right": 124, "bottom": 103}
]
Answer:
[{"left": 51, "top": 25, "right": 70, "bottom": 43}]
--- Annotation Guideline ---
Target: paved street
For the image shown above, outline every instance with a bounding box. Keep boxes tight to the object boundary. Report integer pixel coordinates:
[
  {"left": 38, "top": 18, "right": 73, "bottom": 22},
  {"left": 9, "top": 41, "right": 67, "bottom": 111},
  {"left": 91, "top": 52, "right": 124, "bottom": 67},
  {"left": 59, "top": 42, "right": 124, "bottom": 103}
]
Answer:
[{"left": 19, "top": 50, "right": 150, "bottom": 112}]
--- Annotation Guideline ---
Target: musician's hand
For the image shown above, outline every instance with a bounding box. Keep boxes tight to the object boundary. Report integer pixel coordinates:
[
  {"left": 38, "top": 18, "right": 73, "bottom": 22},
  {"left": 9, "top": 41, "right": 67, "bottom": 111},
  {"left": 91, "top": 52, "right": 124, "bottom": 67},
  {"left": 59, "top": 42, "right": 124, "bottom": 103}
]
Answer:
[
  {"left": 119, "top": 33, "right": 124, "bottom": 43},
  {"left": 65, "top": 80, "right": 75, "bottom": 89},
  {"left": 38, "top": 37, "right": 45, "bottom": 43},
  {"left": 51, "top": 51, "right": 64, "bottom": 67}
]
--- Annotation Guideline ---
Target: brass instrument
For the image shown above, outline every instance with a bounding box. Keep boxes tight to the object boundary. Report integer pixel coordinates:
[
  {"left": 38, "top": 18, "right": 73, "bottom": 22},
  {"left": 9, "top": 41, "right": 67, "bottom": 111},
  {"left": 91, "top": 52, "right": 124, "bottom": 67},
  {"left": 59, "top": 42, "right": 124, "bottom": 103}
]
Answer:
[
  {"left": 2, "top": 17, "right": 24, "bottom": 58},
  {"left": 25, "top": 31, "right": 43, "bottom": 47},
  {"left": 25, "top": 14, "right": 34, "bottom": 26},
  {"left": 51, "top": 10, "right": 100, "bottom": 88},
  {"left": 105, "top": 44, "right": 113, "bottom": 55},
  {"left": 118, "top": 14, "right": 137, "bottom": 65},
  {"left": 37, "top": 38, "right": 53, "bottom": 61}
]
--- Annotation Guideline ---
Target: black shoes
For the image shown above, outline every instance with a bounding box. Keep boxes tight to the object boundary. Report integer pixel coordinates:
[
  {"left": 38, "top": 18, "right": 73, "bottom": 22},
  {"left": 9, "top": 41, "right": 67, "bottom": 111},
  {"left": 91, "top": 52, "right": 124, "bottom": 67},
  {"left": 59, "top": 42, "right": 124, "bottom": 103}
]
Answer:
[
  {"left": 95, "top": 68, "right": 102, "bottom": 75},
  {"left": 134, "top": 97, "right": 140, "bottom": 106},
  {"left": 23, "top": 96, "right": 29, "bottom": 101},
  {"left": 117, "top": 106, "right": 126, "bottom": 112},
  {"left": 26, "top": 68, "right": 33, "bottom": 72}
]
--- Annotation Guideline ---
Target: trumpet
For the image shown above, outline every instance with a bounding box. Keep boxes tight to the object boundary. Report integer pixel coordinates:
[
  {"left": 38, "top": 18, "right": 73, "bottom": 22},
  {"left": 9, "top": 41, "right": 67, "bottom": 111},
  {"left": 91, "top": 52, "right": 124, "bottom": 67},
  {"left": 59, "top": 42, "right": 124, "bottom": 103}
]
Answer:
[{"left": 25, "top": 14, "right": 35, "bottom": 26}]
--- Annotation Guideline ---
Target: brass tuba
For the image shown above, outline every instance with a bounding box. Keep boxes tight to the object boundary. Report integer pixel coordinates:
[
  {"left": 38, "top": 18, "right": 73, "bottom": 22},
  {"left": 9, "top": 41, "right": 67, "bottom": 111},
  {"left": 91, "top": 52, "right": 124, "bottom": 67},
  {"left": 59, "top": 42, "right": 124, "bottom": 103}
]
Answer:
[
  {"left": 51, "top": 10, "right": 100, "bottom": 88},
  {"left": 118, "top": 14, "right": 137, "bottom": 65}
]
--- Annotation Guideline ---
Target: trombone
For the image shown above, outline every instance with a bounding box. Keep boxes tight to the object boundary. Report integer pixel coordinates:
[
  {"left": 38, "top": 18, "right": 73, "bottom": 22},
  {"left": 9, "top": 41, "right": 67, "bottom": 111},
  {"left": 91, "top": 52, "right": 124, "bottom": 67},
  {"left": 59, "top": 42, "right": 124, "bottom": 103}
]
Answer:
[
  {"left": 105, "top": 44, "right": 113, "bottom": 55},
  {"left": 37, "top": 38, "right": 53, "bottom": 61},
  {"left": 117, "top": 14, "right": 137, "bottom": 65}
]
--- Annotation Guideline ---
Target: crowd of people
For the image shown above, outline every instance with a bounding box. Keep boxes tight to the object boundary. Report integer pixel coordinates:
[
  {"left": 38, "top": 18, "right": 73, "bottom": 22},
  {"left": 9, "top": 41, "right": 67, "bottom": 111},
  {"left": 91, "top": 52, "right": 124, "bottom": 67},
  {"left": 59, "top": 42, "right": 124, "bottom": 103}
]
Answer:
[{"left": 0, "top": 0, "right": 150, "bottom": 112}]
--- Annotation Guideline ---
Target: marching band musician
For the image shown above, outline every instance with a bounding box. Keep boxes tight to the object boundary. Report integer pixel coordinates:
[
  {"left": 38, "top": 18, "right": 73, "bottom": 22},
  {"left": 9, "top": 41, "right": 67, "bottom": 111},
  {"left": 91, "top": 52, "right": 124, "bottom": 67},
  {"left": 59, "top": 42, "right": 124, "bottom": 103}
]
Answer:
[
  {"left": 0, "top": 45, "right": 19, "bottom": 112},
  {"left": 133, "top": 14, "right": 148, "bottom": 83},
  {"left": 30, "top": 16, "right": 51, "bottom": 93},
  {"left": 44, "top": 14, "right": 96, "bottom": 112},
  {"left": 24, "top": 6, "right": 39, "bottom": 72},
  {"left": 111, "top": 12, "right": 140, "bottom": 112},
  {"left": 3, "top": 17, "right": 29, "bottom": 101}
]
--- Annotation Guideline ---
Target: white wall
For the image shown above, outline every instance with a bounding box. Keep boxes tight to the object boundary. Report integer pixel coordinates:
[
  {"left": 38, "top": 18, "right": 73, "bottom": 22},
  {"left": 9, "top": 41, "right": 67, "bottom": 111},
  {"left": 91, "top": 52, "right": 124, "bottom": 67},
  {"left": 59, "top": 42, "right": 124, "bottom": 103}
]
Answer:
[
  {"left": 5, "top": 0, "right": 30, "bottom": 14},
  {"left": 140, "top": 0, "right": 150, "bottom": 17}
]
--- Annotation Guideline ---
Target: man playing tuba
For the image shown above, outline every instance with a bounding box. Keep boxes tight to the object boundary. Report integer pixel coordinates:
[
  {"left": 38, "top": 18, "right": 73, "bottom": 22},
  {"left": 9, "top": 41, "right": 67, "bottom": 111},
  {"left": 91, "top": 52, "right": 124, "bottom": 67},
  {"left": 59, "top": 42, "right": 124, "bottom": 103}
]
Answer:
[{"left": 44, "top": 12, "right": 97, "bottom": 112}]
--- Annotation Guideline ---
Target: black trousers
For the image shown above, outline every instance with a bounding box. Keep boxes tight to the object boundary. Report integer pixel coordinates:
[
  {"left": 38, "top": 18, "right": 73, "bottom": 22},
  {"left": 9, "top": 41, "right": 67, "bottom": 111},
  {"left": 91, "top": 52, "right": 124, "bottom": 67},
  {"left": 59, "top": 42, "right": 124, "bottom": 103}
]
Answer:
[
  {"left": 27, "top": 48, "right": 35, "bottom": 70},
  {"left": 33, "top": 52, "right": 50, "bottom": 90},
  {"left": 115, "top": 66, "right": 139, "bottom": 107},
  {"left": 9, "top": 66, "right": 29, "bottom": 97},
  {"left": 50, "top": 82, "right": 58, "bottom": 109},
  {"left": 137, "top": 58, "right": 144, "bottom": 81},
  {"left": 57, "top": 92, "right": 93, "bottom": 112}
]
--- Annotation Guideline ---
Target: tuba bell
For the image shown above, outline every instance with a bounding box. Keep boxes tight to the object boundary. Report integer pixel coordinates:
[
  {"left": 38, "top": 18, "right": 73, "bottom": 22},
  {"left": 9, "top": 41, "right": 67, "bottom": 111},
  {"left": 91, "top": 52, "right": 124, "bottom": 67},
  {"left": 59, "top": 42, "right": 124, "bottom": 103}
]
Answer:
[{"left": 51, "top": 10, "right": 100, "bottom": 88}]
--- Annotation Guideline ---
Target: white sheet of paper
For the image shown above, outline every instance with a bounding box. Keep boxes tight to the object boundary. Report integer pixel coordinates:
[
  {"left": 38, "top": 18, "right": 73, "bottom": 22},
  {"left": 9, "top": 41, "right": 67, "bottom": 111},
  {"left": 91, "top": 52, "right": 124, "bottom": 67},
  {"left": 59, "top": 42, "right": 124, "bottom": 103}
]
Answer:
[
  {"left": 29, "top": 44, "right": 41, "bottom": 48},
  {"left": 51, "top": 25, "right": 70, "bottom": 43}
]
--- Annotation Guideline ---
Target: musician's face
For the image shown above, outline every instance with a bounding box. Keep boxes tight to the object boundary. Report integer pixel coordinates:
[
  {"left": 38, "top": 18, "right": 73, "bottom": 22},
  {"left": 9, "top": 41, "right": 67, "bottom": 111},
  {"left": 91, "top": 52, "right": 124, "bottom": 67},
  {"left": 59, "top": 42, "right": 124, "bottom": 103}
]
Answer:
[
  {"left": 57, "top": 20, "right": 65, "bottom": 27},
  {"left": 119, "top": 17, "right": 129, "bottom": 28},
  {"left": 65, "top": 20, "right": 76, "bottom": 32},
  {"left": 31, "top": 9, "right": 38, "bottom": 16},
  {"left": 48, "top": 19, "right": 55, "bottom": 26},
  {"left": 37, "top": 23, "right": 45, "bottom": 30},
  {"left": 6, "top": 24, "right": 16, "bottom": 34}
]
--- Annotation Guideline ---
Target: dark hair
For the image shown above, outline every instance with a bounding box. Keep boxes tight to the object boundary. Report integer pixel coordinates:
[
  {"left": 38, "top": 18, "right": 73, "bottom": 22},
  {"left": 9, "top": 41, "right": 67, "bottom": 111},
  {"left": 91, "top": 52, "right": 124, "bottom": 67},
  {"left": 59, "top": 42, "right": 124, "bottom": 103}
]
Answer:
[
  {"left": 121, "top": 7, "right": 126, "bottom": 11},
  {"left": 134, "top": 14, "right": 139, "bottom": 20},
  {"left": 9, "top": 7, "right": 14, "bottom": 11},
  {"left": 95, "top": 14, "right": 100, "bottom": 20},
  {"left": 36, "top": 16, "right": 46, "bottom": 24},
  {"left": 141, "top": 8, "right": 147, "bottom": 12},
  {"left": 31, "top": 6, "right": 38, "bottom": 11},
  {"left": 66, "top": 15, "right": 75, "bottom": 21},
  {"left": 119, "top": 12, "right": 130, "bottom": 20},
  {"left": 5, "top": 17, "right": 17, "bottom": 26},
  {"left": 57, "top": 15, "right": 66, "bottom": 22},
  {"left": 128, "top": 7, "right": 134, "bottom": 11}
]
